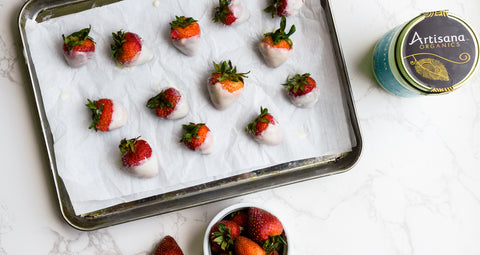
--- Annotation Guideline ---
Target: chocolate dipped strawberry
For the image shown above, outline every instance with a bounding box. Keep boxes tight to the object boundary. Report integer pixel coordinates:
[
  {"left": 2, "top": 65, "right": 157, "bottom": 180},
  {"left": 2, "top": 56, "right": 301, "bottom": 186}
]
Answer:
[
  {"left": 180, "top": 122, "right": 214, "bottom": 154},
  {"left": 265, "top": 0, "right": 304, "bottom": 17},
  {"left": 170, "top": 16, "right": 201, "bottom": 56},
  {"left": 207, "top": 60, "right": 249, "bottom": 110},
  {"left": 111, "top": 30, "right": 153, "bottom": 67},
  {"left": 147, "top": 87, "right": 189, "bottom": 120},
  {"left": 213, "top": 0, "right": 250, "bottom": 26},
  {"left": 246, "top": 107, "right": 282, "bottom": 145},
  {"left": 259, "top": 16, "right": 296, "bottom": 68},
  {"left": 119, "top": 137, "right": 159, "bottom": 178},
  {"left": 86, "top": 98, "right": 128, "bottom": 132},
  {"left": 283, "top": 73, "right": 319, "bottom": 108},
  {"left": 62, "top": 26, "right": 95, "bottom": 67}
]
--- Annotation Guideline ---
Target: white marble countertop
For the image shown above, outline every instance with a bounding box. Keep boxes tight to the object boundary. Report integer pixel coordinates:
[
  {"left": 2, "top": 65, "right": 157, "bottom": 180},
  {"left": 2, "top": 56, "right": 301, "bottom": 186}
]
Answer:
[{"left": 1, "top": 0, "right": 480, "bottom": 254}]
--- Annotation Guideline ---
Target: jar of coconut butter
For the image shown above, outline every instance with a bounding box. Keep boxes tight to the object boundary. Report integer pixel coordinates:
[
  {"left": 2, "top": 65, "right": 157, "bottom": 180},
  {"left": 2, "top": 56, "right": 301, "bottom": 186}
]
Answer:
[{"left": 373, "top": 10, "right": 479, "bottom": 97}]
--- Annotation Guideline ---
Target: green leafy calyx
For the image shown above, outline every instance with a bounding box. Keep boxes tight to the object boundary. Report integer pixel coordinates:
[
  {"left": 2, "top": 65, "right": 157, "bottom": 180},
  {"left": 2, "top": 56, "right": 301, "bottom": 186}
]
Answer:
[
  {"left": 245, "top": 107, "right": 271, "bottom": 134},
  {"left": 213, "top": 0, "right": 233, "bottom": 24},
  {"left": 262, "top": 235, "right": 287, "bottom": 254},
  {"left": 86, "top": 99, "right": 102, "bottom": 131},
  {"left": 62, "top": 26, "right": 94, "bottom": 52},
  {"left": 119, "top": 137, "right": 140, "bottom": 154},
  {"left": 264, "top": 16, "right": 296, "bottom": 47},
  {"left": 282, "top": 73, "right": 311, "bottom": 93},
  {"left": 212, "top": 60, "right": 249, "bottom": 83},
  {"left": 264, "top": 0, "right": 283, "bottom": 18},
  {"left": 180, "top": 122, "right": 205, "bottom": 143},
  {"left": 211, "top": 223, "right": 235, "bottom": 251},
  {"left": 146, "top": 90, "right": 174, "bottom": 109},
  {"left": 111, "top": 30, "right": 127, "bottom": 59},
  {"left": 170, "top": 16, "right": 197, "bottom": 29}
]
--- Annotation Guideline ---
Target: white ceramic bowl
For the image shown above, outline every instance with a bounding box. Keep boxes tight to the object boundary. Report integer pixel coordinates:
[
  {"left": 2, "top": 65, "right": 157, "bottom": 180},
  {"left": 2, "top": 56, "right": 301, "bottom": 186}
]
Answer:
[{"left": 203, "top": 202, "right": 289, "bottom": 255}]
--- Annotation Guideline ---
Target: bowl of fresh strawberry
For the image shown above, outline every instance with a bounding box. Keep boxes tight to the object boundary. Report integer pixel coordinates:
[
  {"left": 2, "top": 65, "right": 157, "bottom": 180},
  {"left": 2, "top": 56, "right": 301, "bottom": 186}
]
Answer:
[{"left": 204, "top": 203, "right": 289, "bottom": 255}]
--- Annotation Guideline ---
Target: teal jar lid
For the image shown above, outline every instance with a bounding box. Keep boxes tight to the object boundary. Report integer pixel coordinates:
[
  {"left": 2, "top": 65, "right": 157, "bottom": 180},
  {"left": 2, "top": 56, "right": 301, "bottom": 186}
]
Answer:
[{"left": 395, "top": 10, "right": 479, "bottom": 94}]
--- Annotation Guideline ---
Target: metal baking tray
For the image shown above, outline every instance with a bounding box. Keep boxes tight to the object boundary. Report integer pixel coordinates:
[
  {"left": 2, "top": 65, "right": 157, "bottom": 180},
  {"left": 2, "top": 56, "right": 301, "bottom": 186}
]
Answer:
[{"left": 18, "top": 0, "right": 362, "bottom": 230}]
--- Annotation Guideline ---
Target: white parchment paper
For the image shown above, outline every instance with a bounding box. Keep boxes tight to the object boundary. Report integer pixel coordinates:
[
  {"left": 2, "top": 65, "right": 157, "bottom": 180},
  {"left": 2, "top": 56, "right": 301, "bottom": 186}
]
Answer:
[{"left": 25, "top": 0, "right": 355, "bottom": 214}]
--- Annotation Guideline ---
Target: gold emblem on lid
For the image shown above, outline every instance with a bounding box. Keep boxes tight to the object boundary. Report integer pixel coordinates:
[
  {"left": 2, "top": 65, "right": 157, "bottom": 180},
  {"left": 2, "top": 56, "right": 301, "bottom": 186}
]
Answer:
[{"left": 424, "top": 10, "right": 449, "bottom": 18}]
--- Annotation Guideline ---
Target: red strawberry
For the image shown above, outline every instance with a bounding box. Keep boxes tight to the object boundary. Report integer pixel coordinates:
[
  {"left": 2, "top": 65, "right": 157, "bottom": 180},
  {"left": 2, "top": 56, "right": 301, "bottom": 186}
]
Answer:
[
  {"left": 247, "top": 207, "right": 284, "bottom": 243},
  {"left": 170, "top": 16, "right": 201, "bottom": 56},
  {"left": 264, "top": 0, "right": 304, "bottom": 17},
  {"left": 86, "top": 98, "right": 128, "bottom": 132},
  {"left": 230, "top": 210, "right": 248, "bottom": 230},
  {"left": 180, "top": 123, "right": 214, "bottom": 154},
  {"left": 209, "top": 220, "right": 241, "bottom": 253},
  {"left": 283, "top": 73, "right": 319, "bottom": 108},
  {"left": 154, "top": 235, "right": 184, "bottom": 255},
  {"left": 207, "top": 60, "right": 249, "bottom": 110},
  {"left": 62, "top": 26, "right": 95, "bottom": 67},
  {"left": 119, "top": 137, "right": 159, "bottom": 178},
  {"left": 147, "top": 87, "right": 189, "bottom": 120},
  {"left": 259, "top": 16, "right": 296, "bottom": 68},
  {"left": 111, "top": 30, "right": 152, "bottom": 67},
  {"left": 213, "top": 0, "right": 250, "bottom": 26},
  {"left": 234, "top": 236, "right": 266, "bottom": 255},
  {"left": 245, "top": 107, "right": 282, "bottom": 145}
]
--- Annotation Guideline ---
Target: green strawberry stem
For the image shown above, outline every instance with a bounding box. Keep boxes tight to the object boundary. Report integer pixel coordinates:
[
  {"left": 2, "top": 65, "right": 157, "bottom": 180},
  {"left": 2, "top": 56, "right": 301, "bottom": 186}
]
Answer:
[
  {"left": 211, "top": 223, "right": 234, "bottom": 251},
  {"left": 86, "top": 99, "right": 102, "bottom": 131},
  {"left": 245, "top": 107, "right": 271, "bottom": 134},
  {"left": 212, "top": 60, "right": 250, "bottom": 83},
  {"left": 262, "top": 235, "right": 287, "bottom": 254},
  {"left": 62, "top": 25, "right": 93, "bottom": 52},
  {"left": 264, "top": 0, "right": 281, "bottom": 18},
  {"left": 111, "top": 30, "right": 127, "bottom": 60},
  {"left": 170, "top": 16, "right": 197, "bottom": 29},
  {"left": 119, "top": 137, "right": 139, "bottom": 153},
  {"left": 213, "top": 0, "right": 233, "bottom": 24},
  {"left": 180, "top": 122, "right": 205, "bottom": 143},
  {"left": 146, "top": 91, "right": 173, "bottom": 109},
  {"left": 282, "top": 73, "right": 311, "bottom": 93},
  {"left": 264, "top": 16, "right": 296, "bottom": 47}
]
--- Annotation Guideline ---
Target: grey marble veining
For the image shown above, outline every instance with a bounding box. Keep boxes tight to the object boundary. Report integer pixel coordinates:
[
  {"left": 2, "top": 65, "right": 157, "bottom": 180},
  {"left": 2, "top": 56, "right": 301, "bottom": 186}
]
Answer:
[
  {"left": 48, "top": 229, "right": 122, "bottom": 254},
  {"left": 0, "top": 35, "right": 19, "bottom": 85}
]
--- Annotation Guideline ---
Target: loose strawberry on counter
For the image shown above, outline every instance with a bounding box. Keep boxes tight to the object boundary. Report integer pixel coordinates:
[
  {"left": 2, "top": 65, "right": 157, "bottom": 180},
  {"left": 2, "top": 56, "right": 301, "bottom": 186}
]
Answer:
[
  {"left": 170, "top": 16, "right": 201, "bottom": 56},
  {"left": 111, "top": 30, "right": 153, "bottom": 67},
  {"left": 62, "top": 26, "right": 95, "bottom": 68},
  {"left": 264, "top": 0, "right": 304, "bottom": 17},
  {"left": 213, "top": 0, "right": 250, "bottom": 26},
  {"left": 246, "top": 107, "right": 282, "bottom": 146},
  {"left": 86, "top": 98, "right": 128, "bottom": 132},
  {"left": 154, "top": 235, "right": 184, "bottom": 255},
  {"left": 146, "top": 87, "right": 189, "bottom": 120},
  {"left": 283, "top": 73, "right": 319, "bottom": 108},
  {"left": 119, "top": 137, "right": 159, "bottom": 178},
  {"left": 180, "top": 122, "right": 214, "bottom": 154},
  {"left": 207, "top": 60, "right": 249, "bottom": 110},
  {"left": 259, "top": 16, "right": 296, "bottom": 68}
]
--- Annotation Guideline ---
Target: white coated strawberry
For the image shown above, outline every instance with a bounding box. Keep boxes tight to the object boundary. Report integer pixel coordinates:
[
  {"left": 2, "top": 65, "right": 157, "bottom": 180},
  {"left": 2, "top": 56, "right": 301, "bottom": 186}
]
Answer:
[
  {"left": 207, "top": 60, "right": 249, "bottom": 110},
  {"left": 119, "top": 137, "right": 159, "bottom": 178}
]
